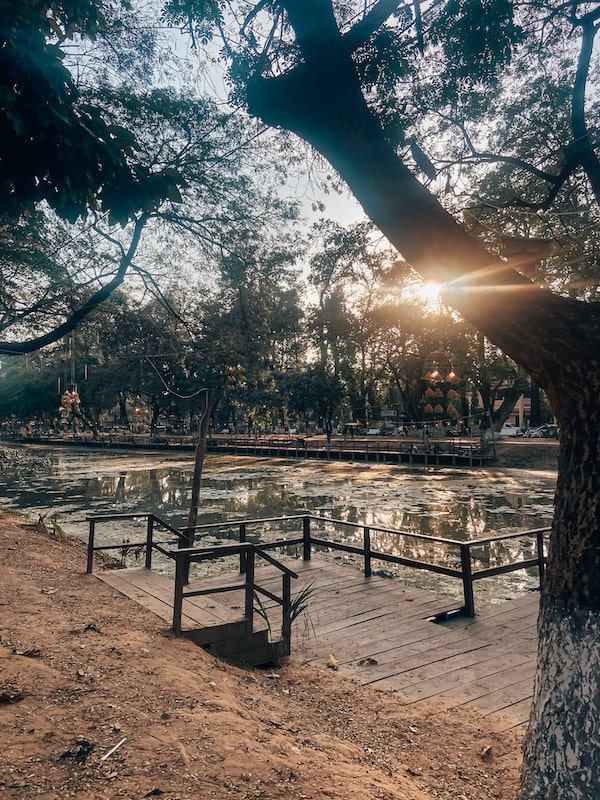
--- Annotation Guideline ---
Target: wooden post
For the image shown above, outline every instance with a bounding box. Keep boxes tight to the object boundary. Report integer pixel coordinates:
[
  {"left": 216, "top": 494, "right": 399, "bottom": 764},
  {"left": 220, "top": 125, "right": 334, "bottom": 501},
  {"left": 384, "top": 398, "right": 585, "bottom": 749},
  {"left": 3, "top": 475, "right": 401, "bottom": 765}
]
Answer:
[
  {"left": 177, "top": 525, "right": 193, "bottom": 586},
  {"left": 363, "top": 527, "right": 372, "bottom": 577},
  {"left": 460, "top": 543, "right": 476, "bottom": 617},
  {"left": 244, "top": 547, "right": 255, "bottom": 630},
  {"left": 537, "top": 529, "right": 546, "bottom": 582},
  {"left": 239, "top": 522, "right": 247, "bottom": 573},
  {"left": 173, "top": 552, "right": 185, "bottom": 635},
  {"left": 283, "top": 573, "right": 292, "bottom": 655},
  {"left": 86, "top": 518, "right": 95, "bottom": 574},
  {"left": 145, "top": 515, "right": 154, "bottom": 570},
  {"left": 303, "top": 515, "right": 311, "bottom": 561}
]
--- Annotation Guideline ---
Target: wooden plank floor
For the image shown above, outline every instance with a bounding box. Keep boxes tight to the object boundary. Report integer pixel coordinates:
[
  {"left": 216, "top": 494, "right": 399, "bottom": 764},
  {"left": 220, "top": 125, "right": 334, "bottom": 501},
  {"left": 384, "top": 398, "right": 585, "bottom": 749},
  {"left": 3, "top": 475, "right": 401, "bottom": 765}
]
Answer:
[
  {"left": 98, "top": 567, "right": 250, "bottom": 630},
  {"left": 96, "top": 558, "right": 539, "bottom": 730}
]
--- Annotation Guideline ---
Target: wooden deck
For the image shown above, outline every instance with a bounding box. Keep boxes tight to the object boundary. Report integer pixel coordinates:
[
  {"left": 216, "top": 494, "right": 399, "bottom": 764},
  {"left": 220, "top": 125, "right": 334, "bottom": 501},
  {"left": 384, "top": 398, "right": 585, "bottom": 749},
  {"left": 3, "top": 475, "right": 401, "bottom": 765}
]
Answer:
[{"left": 96, "top": 558, "right": 539, "bottom": 730}]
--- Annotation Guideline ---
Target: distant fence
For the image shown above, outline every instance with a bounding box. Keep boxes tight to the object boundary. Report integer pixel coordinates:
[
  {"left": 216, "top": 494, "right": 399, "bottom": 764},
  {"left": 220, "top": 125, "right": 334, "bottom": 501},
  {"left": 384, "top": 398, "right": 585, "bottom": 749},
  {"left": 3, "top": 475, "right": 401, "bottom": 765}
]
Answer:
[{"left": 206, "top": 434, "right": 493, "bottom": 466}]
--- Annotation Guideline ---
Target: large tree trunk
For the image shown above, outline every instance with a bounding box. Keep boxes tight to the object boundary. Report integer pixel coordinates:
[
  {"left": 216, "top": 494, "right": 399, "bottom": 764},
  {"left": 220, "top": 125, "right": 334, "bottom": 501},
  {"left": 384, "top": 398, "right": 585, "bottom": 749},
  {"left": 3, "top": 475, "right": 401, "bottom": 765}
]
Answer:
[
  {"left": 518, "top": 378, "right": 600, "bottom": 799},
  {"left": 246, "top": 3, "right": 600, "bottom": 795}
]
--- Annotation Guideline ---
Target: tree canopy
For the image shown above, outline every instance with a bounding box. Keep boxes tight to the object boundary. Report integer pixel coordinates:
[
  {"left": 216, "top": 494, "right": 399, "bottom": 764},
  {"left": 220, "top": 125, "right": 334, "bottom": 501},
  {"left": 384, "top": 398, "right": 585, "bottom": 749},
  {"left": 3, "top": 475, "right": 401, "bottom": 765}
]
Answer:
[{"left": 0, "top": 0, "right": 182, "bottom": 222}]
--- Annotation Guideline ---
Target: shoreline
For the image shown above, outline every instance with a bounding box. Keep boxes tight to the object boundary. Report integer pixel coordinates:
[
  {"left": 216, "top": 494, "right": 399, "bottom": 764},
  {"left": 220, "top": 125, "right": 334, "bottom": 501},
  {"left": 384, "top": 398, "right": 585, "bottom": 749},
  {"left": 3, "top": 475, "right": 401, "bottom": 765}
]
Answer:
[{"left": 1, "top": 434, "right": 559, "bottom": 473}]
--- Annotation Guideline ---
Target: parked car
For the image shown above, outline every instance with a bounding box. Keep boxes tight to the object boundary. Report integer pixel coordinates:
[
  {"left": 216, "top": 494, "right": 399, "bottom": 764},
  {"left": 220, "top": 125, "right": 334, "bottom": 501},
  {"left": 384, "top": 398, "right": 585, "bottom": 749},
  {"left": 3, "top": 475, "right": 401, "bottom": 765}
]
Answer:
[
  {"left": 499, "top": 423, "right": 523, "bottom": 437},
  {"left": 525, "top": 424, "right": 559, "bottom": 439}
]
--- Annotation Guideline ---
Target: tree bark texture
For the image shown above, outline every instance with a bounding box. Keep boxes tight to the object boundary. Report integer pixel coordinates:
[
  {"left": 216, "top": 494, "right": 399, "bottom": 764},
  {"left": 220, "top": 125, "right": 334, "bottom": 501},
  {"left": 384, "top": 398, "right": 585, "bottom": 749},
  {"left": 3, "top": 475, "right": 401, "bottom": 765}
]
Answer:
[
  {"left": 520, "top": 603, "right": 600, "bottom": 799},
  {"left": 247, "top": 4, "right": 600, "bottom": 796}
]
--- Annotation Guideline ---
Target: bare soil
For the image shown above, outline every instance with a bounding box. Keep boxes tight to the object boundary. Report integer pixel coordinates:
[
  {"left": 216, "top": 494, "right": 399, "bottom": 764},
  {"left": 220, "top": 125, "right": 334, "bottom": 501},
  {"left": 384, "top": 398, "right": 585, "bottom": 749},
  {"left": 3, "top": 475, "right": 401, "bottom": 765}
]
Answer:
[
  {"left": 492, "top": 439, "right": 558, "bottom": 470},
  {"left": 0, "top": 512, "right": 524, "bottom": 799}
]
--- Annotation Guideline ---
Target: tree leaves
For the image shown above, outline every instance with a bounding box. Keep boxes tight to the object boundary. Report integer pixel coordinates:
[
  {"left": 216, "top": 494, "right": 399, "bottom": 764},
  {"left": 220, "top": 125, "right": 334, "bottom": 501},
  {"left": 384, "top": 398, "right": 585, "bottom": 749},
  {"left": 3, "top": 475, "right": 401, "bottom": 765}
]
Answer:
[
  {"left": 428, "top": 0, "right": 524, "bottom": 94},
  {"left": 0, "top": 1, "right": 182, "bottom": 223}
]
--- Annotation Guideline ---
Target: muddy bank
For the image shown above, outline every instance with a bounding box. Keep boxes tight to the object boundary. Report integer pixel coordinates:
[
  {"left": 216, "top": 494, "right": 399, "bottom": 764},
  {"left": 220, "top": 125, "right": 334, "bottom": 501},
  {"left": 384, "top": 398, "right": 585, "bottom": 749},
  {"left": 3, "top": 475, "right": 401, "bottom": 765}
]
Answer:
[{"left": 492, "top": 440, "right": 558, "bottom": 471}]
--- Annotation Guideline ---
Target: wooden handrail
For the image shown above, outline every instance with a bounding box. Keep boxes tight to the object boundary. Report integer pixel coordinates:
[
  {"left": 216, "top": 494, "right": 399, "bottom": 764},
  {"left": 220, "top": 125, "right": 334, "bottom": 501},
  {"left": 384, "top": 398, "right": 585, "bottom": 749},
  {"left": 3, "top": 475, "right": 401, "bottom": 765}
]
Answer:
[
  {"left": 85, "top": 510, "right": 550, "bottom": 618},
  {"left": 86, "top": 512, "right": 186, "bottom": 541},
  {"left": 171, "top": 542, "right": 297, "bottom": 648}
]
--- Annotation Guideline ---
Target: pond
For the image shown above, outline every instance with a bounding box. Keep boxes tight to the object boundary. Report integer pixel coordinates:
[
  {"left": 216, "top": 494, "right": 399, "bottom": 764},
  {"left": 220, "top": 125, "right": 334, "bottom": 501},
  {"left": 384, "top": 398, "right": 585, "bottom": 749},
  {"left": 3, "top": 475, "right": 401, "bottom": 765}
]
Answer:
[{"left": 0, "top": 444, "right": 556, "bottom": 607}]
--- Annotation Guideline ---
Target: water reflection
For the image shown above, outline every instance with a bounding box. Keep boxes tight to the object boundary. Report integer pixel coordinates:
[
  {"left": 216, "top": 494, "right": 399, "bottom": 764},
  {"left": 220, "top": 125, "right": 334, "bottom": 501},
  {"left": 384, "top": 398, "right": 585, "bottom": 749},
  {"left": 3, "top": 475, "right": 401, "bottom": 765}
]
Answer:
[{"left": 0, "top": 445, "right": 556, "bottom": 605}]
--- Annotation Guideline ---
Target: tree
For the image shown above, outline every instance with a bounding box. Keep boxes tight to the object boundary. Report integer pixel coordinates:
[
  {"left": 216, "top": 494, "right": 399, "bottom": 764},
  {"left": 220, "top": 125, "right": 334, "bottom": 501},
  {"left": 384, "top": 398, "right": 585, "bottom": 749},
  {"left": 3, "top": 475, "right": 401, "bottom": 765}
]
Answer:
[
  {"left": 280, "top": 366, "right": 346, "bottom": 443},
  {"left": 373, "top": 298, "right": 468, "bottom": 424},
  {"left": 0, "top": 356, "right": 58, "bottom": 424},
  {"left": 1, "top": 0, "right": 155, "bottom": 222},
  {"left": 308, "top": 220, "right": 400, "bottom": 421},
  {"left": 163, "top": 1, "right": 600, "bottom": 796},
  {"left": 464, "top": 331, "right": 529, "bottom": 431},
  {"left": 1, "top": 2, "right": 300, "bottom": 354},
  {"left": 0, "top": 2, "right": 190, "bottom": 354}
]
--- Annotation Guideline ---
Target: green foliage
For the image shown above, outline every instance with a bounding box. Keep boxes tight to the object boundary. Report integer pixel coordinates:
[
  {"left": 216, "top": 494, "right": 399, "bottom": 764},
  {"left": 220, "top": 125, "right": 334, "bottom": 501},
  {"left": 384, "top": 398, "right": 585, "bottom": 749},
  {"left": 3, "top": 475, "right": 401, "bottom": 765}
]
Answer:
[
  {"left": 0, "top": 0, "right": 182, "bottom": 223},
  {"left": 0, "top": 356, "right": 59, "bottom": 420},
  {"left": 282, "top": 582, "right": 315, "bottom": 643},
  {"left": 0, "top": 68, "right": 301, "bottom": 352},
  {"left": 353, "top": 25, "right": 415, "bottom": 146},
  {"left": 280, "top": 366, "right": 346, "bottom": 422},
  {"left": 0, "top": 213, "right": 82, "bottom": 341},
  {"left": 429, "top": 0, "right": 524, "bottom": 94},
  {"left": 161, "top": 0, "right": 223, "bottom": 47}
]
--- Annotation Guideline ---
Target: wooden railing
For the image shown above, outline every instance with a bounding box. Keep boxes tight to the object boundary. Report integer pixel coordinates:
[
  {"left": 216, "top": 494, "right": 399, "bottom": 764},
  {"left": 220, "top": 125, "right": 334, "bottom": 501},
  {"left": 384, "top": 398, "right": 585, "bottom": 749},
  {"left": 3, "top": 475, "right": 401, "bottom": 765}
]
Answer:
[
  {"left": 86, "top": 512, "right": 549, "bottom": 619},
  {"left": 85, "top": 513, "right": 298, "bottom": 650},
  {"left": 183, "top": 514, "right": 550, "bottom": 618},
  {"left": 86, "top": 512, "right": 189, "bottom": 575},
  {"left": 171, "top": 542, "right": 297, "bottom": 653}
]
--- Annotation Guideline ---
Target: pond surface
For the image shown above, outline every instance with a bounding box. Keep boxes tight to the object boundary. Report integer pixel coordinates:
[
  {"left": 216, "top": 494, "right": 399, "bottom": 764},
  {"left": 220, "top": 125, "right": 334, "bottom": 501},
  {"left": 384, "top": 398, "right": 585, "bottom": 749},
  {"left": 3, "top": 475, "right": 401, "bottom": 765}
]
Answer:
[{"left": 0, "top": 444, "right": 556, "bottom": 606}]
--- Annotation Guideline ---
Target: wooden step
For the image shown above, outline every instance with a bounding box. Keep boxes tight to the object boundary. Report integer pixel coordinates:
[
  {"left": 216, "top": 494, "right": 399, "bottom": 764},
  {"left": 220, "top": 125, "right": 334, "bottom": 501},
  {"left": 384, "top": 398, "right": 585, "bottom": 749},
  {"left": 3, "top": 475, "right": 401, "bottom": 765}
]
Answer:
[
  {"left": 208, "top": 631, "right": 288, "bottom": 667},
  {"left": 97, "top": 567, "right": 287, "bottom": 666},
  {"left": 187, "top": 625, "right": 288, "bottom": 667},
  {"left": 182, "top": 619, "right": 251, "bottom": 647}
]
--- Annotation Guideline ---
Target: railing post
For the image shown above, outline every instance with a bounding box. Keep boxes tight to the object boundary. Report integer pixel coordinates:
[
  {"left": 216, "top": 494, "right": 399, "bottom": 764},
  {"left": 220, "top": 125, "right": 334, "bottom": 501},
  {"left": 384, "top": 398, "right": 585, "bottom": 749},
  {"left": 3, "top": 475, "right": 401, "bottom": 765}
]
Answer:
[
  {"left": 303, "top": 515, "right": 311, "bottom": 561},
  {"left": 145, "top": 515, "right": 154, "bottom": 570},
  {"left": 244, "top": 547, "right": 255, "bottom": 631},
  {"left": 460, "top": 543, "right": 476, "bottom": 617},
  {"left": 173, "top": 552, "right": 186, "bottom": 635},
  {"left": 282, "top": 573, "right": 292, "bottom": 655},
  {"left": 180, "top": 526, "right": 194, "bottom": 548},
  {"left": 178, "top": 524, "right": 193, "bottom": 585},
  {"left": 536, "top": 530, "right": 546, "bottom": 583},
  {"left": 239, "top": 522, "right": 247, "bottom": 573},
  {"left": 86, "top": 518, "right": 95, "bottom": 574},
  {"left": 363, "top": 527, "right": 372, "bottom": 577}
]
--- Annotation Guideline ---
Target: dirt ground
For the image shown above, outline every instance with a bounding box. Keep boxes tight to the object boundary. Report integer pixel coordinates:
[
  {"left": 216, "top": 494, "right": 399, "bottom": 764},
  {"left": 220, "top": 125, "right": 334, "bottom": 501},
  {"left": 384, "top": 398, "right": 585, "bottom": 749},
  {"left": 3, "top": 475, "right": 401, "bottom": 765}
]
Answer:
[{"left": 0, "top": 511, "right": 525, "bottom": 800}]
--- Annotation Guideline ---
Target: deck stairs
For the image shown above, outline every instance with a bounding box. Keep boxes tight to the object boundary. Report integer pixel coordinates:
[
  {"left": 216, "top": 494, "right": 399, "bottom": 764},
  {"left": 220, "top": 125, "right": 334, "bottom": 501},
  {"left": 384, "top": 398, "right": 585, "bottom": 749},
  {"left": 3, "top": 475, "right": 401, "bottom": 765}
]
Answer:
[
  {"left": 182, "top": 617, "right": 287, "bottom": 666},
  {"left": 97, "top": 565, "right": 289, "bottom": 668}
]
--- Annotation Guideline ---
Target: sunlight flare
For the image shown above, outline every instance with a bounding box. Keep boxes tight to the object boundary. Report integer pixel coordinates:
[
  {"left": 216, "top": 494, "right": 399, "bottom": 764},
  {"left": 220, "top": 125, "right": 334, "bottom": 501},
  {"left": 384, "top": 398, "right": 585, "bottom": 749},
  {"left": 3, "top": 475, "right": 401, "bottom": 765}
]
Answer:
[{"left": 401, "top": 280, "right": 443, "bottom": 311}]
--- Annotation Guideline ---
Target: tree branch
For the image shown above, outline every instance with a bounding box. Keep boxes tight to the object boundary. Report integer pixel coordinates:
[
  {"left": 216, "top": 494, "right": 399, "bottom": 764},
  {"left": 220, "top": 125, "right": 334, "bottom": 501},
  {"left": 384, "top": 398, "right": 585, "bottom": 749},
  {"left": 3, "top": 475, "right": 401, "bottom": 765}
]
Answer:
[
  {"left": 341, "top": 0, "right": 404, "bottom": 52},
  {"left": 0, "top": 214, "right": 149, "bottom": 355},
  {"left": 571, "top": 15, "right": 600, "bottom": 205}
]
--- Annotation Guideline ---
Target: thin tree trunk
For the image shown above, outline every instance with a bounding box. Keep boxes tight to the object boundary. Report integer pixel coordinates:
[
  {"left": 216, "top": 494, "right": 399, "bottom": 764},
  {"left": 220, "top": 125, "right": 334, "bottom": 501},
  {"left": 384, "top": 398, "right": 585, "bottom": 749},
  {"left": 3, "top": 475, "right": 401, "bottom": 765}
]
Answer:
[
  {"left": 187, "top": 390, "right": 213, "bottom": 534},
  {"left": 530, "top": 381, "right": 542, "bottom": 428}
]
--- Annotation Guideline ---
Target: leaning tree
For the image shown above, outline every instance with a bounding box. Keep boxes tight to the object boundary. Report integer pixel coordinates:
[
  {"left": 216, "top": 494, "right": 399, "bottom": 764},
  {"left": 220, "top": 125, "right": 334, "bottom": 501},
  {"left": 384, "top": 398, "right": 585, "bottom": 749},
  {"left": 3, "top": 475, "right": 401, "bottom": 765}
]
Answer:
[{"left": 161, "top": 1, "right": 600, "bottom": 797}]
